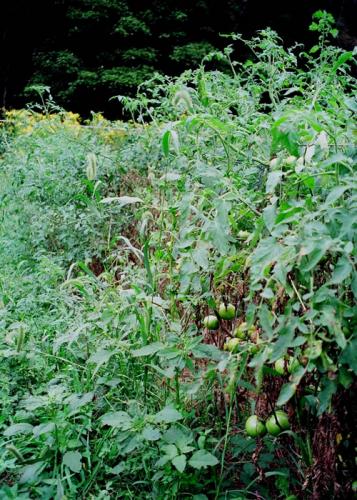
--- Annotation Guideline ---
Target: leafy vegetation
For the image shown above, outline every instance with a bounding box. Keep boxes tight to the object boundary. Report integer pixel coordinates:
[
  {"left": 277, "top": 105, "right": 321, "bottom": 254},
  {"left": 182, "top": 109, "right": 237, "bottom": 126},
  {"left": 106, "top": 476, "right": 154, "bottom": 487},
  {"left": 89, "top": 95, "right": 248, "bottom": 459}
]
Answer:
[{"left": 0, "top": 13, "right": 356, "bottom": 499}]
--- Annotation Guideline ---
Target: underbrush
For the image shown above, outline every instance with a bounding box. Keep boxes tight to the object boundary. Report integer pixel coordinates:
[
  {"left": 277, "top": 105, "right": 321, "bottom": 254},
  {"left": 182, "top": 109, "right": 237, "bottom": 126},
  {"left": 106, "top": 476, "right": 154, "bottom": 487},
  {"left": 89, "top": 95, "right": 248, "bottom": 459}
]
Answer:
[{"left": 0, "top": 13, "right": 356, "bottom": 499}]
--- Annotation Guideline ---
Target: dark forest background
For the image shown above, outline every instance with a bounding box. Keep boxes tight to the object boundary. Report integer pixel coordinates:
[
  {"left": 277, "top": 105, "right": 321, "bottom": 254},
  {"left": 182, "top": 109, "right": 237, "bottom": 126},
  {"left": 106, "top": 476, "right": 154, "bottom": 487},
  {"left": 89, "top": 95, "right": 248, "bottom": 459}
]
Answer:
[{"left": 1, "top": 0, "right": 356, "bottom": 118}]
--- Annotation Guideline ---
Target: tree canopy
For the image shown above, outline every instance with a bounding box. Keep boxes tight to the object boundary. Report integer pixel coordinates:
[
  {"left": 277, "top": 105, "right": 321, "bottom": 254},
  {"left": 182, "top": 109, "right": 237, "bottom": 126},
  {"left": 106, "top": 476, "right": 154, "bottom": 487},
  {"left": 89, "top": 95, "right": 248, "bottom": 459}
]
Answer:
[{"left": 1, "top": 0, "right": 356, "bottom": 116}]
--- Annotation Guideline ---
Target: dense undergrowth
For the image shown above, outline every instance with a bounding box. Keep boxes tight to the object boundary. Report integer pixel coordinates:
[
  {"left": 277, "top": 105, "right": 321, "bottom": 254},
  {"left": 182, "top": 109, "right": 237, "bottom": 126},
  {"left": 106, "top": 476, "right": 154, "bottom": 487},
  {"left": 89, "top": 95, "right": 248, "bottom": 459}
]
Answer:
[{"left": 0, "top": 13, "right": 356, "bottom": 499}]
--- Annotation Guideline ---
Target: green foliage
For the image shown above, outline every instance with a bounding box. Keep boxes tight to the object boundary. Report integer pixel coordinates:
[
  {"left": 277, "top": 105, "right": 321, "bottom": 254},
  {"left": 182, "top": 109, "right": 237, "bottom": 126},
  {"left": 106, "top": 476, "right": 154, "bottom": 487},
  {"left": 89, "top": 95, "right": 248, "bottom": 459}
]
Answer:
[
  {"left": 170, "top": 42, "right": 216, "bottom": 68},
  {"left": 0, "top": 16, "right": 356, "bottom": 498}
]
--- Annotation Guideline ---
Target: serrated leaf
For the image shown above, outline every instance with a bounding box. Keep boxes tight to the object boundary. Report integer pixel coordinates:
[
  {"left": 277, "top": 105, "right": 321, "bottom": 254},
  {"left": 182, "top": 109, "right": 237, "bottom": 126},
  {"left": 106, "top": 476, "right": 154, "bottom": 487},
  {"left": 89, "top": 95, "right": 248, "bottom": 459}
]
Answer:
[
  {"left": 63, "top": 451, "right": 82, "bottom": 473},
  {"left": 332, "top": 51, "right": 353, "bottom": 73}
]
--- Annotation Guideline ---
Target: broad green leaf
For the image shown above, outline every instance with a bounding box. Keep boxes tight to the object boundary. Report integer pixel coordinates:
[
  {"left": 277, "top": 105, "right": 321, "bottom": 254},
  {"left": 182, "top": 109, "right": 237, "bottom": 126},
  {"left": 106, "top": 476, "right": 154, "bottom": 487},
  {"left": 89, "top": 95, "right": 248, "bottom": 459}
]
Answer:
[
  {"left": 270, "top": 324, "right": 295, "bottom": 362},
  {"left": 132, "top": 342, "right": 164, "bottom": 357},
  {"left": 154, "top": 407, "right": 183, "bottom": 424},
  {"left": 266, "top": 171, "right": 283, "bottom": 194},
  {"left": 329, "top": 256, "right": 352, "bottom": 284},
  {"left": 161, "top": 444, "right": 178, "bottom": 459},
  {"left": 172, "top": 454, "right": 187, "bottom": 473},
  {"left": 142, "top": 426, "right": 161, "bottom": 441},
  {"left": 156, "top": 455, "right": 171, "bottom": 467},
  {"left": 340, "top": 338, "right": 357, "bottom": 374},
  {"left": 67, "top": 391, "right": 94, "bottom": 411},
  {"left": 188, "top": 450, "right": 219, "bottom": 469},
  {"left": 110, "top": 462, "right": 126, "bottom": 475},
  {"left": 277, "top": 382, "right": 297, "bottom": 406},
  {"left": 88, "top": 349, "right": 113, "bottom": 366},
  {"left": 162, "top": 425, "right": 193, "bottom": 445},
  {"left": 301, "top": 239, "right": 331, "bottom": 272},
  {"left": 317, "top": 380, "right": 337, "bottom": 415},
  {"left": 19, "top": 395, "right": 47, "bottom": 411},
  {"left": 88, "top": 350, "right": 113, "bottom": 377},
  {"left": 192, "top": 242, "right": 210, "bottom": 268},
  {"left": 4, "top": 423, "right": 33, "bottom": 437},
  {"left": 19, "top": 462, "right": 45, "bottom": 484},
  {"left": 324, "top": 186, "right": 348, "bottom": 206},
  {"left": 63, "top": 451, "right": 82, "bottom": 473},
  {"left": 304, "top": 341, "right": 322, "bottom": 360},
  {"left": 33, "top": 422, "right": 55, "bottom": 437},
  {"left": 102, "top": 411, "right": 132, "bottom": 429}
]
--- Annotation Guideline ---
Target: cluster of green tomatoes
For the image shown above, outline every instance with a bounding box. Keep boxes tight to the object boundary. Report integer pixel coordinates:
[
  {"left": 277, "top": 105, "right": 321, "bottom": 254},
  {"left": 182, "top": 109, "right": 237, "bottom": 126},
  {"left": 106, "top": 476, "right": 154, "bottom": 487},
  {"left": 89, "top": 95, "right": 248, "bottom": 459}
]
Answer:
[
  {"left": 203, "top": 302, "right": 236, "bottom": 328},
  {"left": 245, "top": 411, "right": 290, "bottom": 438},
  {"left": 203, "top": 304, "right": 292, "bottom": 439},
  {"left": 203, "top": 304, "right": 260, "bottom": 355},
  {"left": 203, "top": 305, "right": 302, "bottom": 372}
]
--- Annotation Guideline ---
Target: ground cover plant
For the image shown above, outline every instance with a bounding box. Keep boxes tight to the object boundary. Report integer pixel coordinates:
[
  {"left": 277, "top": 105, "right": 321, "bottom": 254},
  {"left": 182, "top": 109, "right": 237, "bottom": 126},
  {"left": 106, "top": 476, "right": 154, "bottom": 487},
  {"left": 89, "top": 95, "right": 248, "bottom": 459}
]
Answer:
[{"left": 0, "top": 12, "right": 356, "bottom": 499}]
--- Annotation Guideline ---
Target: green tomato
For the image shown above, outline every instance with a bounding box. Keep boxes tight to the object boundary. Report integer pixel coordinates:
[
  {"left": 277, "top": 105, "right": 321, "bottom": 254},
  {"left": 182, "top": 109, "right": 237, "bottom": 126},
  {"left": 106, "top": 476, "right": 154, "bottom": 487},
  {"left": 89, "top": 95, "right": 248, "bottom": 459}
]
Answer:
[
  {"left": 238, "top": 230, "right": 250, "bottom": 240},
  {"left": 203, "top": 315, "right": 219, "bottom": 330},
  {"left": 249, "top": 326, "right": 259, "bottom": 343},
  {"left": 218, "top": 303, "right": 236, "bottom": 320},
  {"left": 287, "top": 357, "right": 301, "bottom": 374},
  {"left": 245, "top": 415, "right": 266, "bottom": 437},
  {"left": 285, "top": 155, "right": 297, "bottom": 166},
  {"left": 304, "top": 341, "right": 322, "bottom": 360},
  {"left": 225, "top": 337, "right": 240, "bottom": 353},
  {"left": 234, "top": 322, "right": 248, "bottom": 339},
  {"left": 274, "top": 358, "right": 286, "bottom": 375},
  {"left": 249, "top": 343, "right": 260, "bottom": 355},
  {"left": 270, "top": 157, "right": 280, "bottom": 169},
  {"left": 266, "top": 411, "right": 290, "bottom": 436}
]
